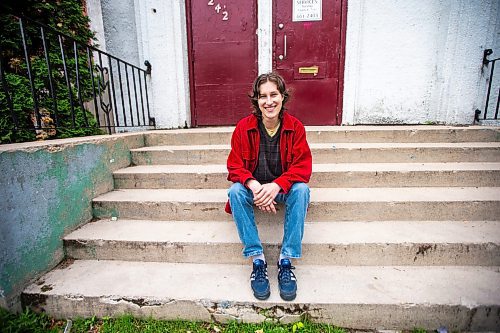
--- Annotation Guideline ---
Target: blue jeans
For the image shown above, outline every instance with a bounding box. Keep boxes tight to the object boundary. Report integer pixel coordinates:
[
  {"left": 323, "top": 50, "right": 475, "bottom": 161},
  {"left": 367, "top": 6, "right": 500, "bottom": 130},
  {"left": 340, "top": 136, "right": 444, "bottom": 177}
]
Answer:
[{"left": 228, "top": 182, "right": 310, "bottom": 258}]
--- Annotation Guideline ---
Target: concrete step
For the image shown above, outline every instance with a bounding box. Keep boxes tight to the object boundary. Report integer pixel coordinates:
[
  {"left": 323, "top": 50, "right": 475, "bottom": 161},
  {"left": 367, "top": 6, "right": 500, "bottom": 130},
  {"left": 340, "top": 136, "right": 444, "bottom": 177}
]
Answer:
[
  {"left": 64, "top": 219, "right": 500, "bottom": 266},
  {"left": 130, "top": 142, "right": 500, "bottom": 165},
  {"left": 114, "top": 162, "right": 500, "bottom": 189},
  {"left": 144, "top": 126, "right": 500, "bottom": 145},
  {"left": 93, "top": 187, "right": 500, "bottom": 221},
  {"left": 22, "top": 260, "right": 500, "bottom": 330}
]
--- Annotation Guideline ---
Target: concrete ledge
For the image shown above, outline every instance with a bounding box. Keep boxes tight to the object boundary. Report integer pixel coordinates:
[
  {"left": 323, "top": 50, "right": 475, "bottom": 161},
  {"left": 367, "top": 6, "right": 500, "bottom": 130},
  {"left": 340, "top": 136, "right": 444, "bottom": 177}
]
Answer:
[
  {"left": 92, "top": 187, "right": 500, "bottom": 222},
  {"left": 0, "top": 132, "right": 145, "bottom": 310},
  {"left": 0, "top": 132, "right": 146, "bottom": 152},
  {"left": 131, "top": 142, "right": 500, "bottom": 165},
  {"left": 145, "top": 126, "right": 500, "bottom": 145},
  {"left": 22, "top": 260, "right": 500, "bottom": 330},
  {"left": 63, "top": 219, "right": 500, "bottom": 266},
  {"left": 113, "top": 163, "right": 500, "bottom": 189}
]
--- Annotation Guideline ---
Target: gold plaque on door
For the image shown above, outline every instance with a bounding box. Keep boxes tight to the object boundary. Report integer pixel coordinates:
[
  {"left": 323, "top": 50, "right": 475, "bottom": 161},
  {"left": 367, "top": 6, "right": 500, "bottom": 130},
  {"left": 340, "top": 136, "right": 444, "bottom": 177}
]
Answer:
[{"left": 298, "top": 66, "right": 319, "bottom": 76}]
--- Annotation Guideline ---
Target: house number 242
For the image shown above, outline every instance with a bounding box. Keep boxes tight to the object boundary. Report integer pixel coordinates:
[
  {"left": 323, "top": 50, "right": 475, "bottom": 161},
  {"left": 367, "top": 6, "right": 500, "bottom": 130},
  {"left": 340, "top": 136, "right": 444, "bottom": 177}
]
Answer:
[{"left": 208, "top": 0, "right": 229, "bottom": 21}]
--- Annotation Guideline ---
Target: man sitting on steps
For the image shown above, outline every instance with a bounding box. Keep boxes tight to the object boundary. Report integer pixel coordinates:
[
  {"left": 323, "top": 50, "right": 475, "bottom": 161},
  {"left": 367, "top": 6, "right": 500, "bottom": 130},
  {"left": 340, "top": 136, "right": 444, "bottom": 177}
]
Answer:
[{"left": 225, "top": 72, "right": 312, "bottom": 301}]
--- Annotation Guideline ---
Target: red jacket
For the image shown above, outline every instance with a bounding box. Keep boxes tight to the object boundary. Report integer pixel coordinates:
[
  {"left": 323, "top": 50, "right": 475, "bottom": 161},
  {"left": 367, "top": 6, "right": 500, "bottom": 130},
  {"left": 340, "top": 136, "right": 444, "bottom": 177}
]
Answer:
[{"left": 225, "top": 112, "right": 312, "bottom": 213}]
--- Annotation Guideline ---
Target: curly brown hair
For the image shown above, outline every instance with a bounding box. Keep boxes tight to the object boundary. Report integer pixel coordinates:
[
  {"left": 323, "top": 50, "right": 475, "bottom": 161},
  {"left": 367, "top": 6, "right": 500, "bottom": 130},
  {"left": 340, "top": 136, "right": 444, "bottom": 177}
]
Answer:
[{"left": 249, "top": 72, "right": 290, "bottom": 120}]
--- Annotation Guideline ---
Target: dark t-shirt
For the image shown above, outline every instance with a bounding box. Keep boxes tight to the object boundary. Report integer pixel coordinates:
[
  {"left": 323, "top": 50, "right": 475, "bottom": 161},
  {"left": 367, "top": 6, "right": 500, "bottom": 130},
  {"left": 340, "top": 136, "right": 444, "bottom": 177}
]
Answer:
[{"left": 253, "top": 121, "right": 282, "bottom": 184}]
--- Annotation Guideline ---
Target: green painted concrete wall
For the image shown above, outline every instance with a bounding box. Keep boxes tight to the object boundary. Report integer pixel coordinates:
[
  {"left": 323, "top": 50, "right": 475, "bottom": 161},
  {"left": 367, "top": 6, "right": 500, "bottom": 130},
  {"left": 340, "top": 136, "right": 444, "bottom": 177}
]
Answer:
[{"left": 0, "top": 133, "right": 145, "bottom": 309}]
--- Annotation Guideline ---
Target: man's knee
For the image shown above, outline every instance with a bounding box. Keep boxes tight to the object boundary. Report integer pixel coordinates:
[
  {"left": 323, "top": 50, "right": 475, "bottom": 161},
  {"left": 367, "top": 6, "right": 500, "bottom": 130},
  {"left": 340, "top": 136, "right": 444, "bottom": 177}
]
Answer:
[
  {"left": 228, "top": 182, "right": 248, "bottom": 199},
  {"left": 290, "top": 182, "right": 310, "bottom": 196}
]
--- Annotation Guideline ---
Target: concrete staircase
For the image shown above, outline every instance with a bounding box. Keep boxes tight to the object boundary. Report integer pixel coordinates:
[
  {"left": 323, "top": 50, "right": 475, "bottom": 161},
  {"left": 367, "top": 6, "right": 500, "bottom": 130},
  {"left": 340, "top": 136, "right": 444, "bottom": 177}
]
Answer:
[{"left": 23, "top": 126, "right": 500, "bottom": 331}]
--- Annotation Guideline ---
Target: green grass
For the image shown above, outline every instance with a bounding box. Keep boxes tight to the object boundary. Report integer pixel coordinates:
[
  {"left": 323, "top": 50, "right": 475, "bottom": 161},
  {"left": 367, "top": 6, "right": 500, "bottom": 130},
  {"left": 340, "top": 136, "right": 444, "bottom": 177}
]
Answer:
[
  {"left": 0, "top": 308, "right": 59, "bottom": 333},
  {"left": 0, "top": 308, "right": 433, "bottom": 333},
  {"left": 0, "top": 308, "right": 347, "bottom": 333}
]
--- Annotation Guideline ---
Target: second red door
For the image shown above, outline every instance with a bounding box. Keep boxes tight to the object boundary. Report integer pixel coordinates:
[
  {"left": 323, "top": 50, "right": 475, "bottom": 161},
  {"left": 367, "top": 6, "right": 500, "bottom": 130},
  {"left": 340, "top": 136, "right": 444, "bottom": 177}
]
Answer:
[{"left": 274, "top": 0, "right": 345, "bottom": 125}]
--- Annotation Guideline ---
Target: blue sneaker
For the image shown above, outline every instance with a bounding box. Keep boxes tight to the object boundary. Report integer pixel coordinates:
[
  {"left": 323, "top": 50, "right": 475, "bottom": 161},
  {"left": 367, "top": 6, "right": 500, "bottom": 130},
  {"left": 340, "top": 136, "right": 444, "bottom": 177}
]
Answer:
[
  {"left": 250, "top": 259, "right": 270, "bottom": 300},
  {"left": 277, "top": 259, "right": 297, "bottom": 301}
]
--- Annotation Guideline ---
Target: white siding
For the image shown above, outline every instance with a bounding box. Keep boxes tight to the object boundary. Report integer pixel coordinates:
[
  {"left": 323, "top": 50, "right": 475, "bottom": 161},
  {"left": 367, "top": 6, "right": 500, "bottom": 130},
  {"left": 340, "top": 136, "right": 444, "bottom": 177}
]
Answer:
[
  {"left": 134, "top": 0, "right": 191, "bottom": 129},
  {"left": 343, "top": 0, "right": 500, "bottom": 125}
]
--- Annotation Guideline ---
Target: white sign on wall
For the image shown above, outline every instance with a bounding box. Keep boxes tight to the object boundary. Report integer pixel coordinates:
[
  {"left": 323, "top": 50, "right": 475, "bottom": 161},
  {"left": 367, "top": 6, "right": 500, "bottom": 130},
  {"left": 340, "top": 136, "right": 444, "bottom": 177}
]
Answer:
[{"left": 293, "top": 0, "right": 322, "bottom": 22}]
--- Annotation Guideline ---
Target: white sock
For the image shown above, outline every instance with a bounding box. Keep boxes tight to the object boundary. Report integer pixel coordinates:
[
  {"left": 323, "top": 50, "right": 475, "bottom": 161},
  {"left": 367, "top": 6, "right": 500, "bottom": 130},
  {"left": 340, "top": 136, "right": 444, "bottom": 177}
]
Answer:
[
  {"left": 279, "top": 254, "right": 290, "bottom": 263},
  {"left": 252, "top": 253, "right": 266, "bottom": 263}
]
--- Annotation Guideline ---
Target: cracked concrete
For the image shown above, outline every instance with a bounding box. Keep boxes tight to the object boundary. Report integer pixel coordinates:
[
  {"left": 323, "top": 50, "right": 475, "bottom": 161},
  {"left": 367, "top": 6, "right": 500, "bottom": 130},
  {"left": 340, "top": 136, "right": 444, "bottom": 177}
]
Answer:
[
  {"left": 206, "top": 302, "right": 310, "bottom": 324},
  {"left": 63, "top": 220, "right": 500, "bottom": 266},
  {"left": 21, "top": 260, "right": 500, "bottom": 329}
]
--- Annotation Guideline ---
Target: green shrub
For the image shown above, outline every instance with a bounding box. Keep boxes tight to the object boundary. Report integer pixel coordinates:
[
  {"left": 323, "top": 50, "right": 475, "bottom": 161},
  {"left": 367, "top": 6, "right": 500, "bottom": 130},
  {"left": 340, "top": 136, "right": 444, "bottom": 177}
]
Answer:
[
  {"left": 0, "top": 0, "right": 105, "bottom": 144},
  {"left": 0, "top": 307, "right": 59, "bottom": 333}
]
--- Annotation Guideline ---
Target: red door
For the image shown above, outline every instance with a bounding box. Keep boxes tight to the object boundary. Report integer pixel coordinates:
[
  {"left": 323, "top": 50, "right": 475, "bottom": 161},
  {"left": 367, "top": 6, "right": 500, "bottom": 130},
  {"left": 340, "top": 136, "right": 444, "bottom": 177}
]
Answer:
[
  {"left": 187, "top": 0, "right": 258, "bottom": 126},
  {"left": 274, "top": 0, "right": 346, "bottom": 125}
]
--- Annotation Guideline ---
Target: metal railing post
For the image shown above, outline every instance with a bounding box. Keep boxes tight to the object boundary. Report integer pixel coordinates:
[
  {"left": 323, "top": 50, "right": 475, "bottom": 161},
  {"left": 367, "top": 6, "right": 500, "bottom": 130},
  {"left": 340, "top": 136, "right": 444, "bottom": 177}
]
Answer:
[{"left": 478, "top": 49, "right": 499, "bottom": 121}]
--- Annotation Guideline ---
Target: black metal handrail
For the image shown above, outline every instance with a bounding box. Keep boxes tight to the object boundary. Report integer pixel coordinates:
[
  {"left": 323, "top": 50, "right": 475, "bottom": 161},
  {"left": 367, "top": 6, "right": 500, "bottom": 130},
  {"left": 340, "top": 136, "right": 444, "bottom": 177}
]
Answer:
[
  {"left": 0, "top": 13, "right": 155, "bottom": 142},
  {"left": 476, "top": 49, "right": 499, "bottom": 121}
]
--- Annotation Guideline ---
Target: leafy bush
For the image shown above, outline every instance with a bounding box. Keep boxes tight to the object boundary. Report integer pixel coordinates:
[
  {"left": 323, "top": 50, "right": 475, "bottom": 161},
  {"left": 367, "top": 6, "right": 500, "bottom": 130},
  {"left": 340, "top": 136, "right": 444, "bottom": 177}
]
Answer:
[
  {"left": 0, "top": 0, "right": 104, "bottom": 144},
  {"left": 0, "top": 307, "right": 59, "bottom": 333}
]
